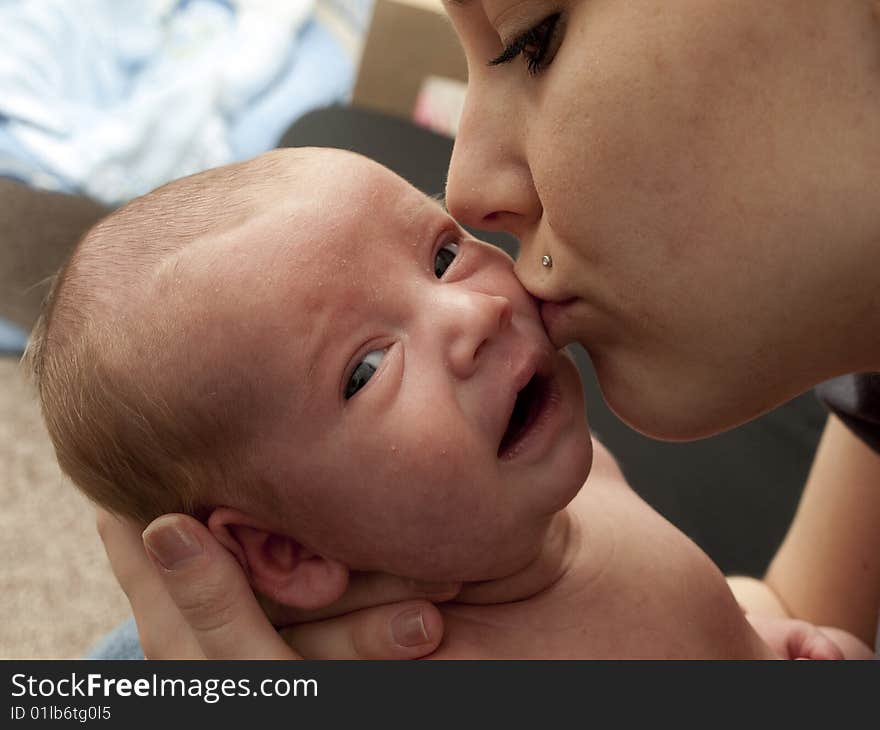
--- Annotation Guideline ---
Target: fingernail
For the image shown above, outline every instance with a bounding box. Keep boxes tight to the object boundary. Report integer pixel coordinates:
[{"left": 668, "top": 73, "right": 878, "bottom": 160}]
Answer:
[
  {"left": 143, "top": 522, "right": 203, "bottom": 570},
  {"left": 391, "top": 607, "right": 430, "bottom": 647}
]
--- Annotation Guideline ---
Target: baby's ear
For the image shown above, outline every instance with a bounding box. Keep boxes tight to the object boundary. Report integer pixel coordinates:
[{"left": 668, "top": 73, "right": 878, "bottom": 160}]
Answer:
[{"left": 207, "top": 507, "right": 349, "bottom": 610}]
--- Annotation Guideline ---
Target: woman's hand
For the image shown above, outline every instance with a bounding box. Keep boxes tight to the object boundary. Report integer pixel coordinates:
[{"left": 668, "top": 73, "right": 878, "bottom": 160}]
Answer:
[{"left": 97, "top": 509, "right": 450, "bottom": 659}]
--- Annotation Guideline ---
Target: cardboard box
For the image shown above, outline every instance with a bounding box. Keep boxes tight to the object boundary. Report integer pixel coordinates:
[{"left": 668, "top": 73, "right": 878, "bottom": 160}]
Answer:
[{"left": 353, "top": 0, "right": 467, "bottom": 121}]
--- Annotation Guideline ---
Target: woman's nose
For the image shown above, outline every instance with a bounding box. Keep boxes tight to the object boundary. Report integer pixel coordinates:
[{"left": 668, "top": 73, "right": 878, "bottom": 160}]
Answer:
[
  {"left": 440, "top": 289, "right": 513, "bottom": 379},
  {"left": 445, "top": 84, "right": 542, "bottom": 238}
]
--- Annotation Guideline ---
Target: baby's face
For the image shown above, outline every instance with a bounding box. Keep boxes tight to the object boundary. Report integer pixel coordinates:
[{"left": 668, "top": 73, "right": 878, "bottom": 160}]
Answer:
[{"left": 197, "top": 150, "right": 592, "bottom": 581}]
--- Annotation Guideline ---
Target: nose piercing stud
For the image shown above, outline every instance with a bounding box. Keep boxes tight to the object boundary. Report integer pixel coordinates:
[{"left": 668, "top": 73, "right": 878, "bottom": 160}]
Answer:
[{"left": 541, "top": 255, "right": 553, "bottom": 269}]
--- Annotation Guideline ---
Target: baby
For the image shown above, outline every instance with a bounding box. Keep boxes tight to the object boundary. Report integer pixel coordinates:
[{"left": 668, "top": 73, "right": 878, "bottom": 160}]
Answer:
[{"left": 27, "top": 148, "right": 870, "bottom": 659}]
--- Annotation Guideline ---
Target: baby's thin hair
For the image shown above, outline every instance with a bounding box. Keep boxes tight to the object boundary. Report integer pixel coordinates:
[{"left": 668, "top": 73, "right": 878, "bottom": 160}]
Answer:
[{"left": 25, "top": 151, "right": 301, "bottom": 523}]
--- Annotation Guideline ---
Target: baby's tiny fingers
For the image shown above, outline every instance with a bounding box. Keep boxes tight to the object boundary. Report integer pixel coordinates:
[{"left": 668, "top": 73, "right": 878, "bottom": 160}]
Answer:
[{"left": 794, "top": 628, "right": 845, "bottom": 661}]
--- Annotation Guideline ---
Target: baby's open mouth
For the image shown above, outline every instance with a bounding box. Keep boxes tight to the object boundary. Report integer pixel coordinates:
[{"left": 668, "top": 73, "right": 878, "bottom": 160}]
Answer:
[{"left": 498, "top": 374, "right": 553, "bottom": 459}]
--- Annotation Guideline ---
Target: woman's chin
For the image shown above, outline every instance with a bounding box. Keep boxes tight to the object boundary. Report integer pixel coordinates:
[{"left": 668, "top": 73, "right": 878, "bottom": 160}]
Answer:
[{"left": 595, "top": 360, "right": 754, "bottom": 442}]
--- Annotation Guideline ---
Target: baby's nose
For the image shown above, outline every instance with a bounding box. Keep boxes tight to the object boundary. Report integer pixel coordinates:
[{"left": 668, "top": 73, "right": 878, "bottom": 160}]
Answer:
[{"left": 443, "top": 290, "right": 513, "bottom": 378}]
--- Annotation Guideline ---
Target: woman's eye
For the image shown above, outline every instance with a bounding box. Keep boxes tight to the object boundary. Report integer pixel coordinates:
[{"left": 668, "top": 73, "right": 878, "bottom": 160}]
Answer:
[
  {"left": 345, "top": 349, "right": 386, "bottom": 400},
  {"left": 489, "top": 13, "right": 564, "bottom": 76},
  {"left": 434, "top": 241, "right": 459, "bottom": 278}
]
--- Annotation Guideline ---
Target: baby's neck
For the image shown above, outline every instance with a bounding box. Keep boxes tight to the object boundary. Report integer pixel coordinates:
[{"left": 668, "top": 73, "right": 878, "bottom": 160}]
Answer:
[{"left": 454, "top": 508, "right": 580, "bottom": 605}]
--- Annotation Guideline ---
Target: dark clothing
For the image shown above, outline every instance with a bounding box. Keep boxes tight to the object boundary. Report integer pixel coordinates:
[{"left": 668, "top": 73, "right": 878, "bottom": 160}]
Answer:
[{"left": 815, "top": 373, "right": 880, "bottom": 454}]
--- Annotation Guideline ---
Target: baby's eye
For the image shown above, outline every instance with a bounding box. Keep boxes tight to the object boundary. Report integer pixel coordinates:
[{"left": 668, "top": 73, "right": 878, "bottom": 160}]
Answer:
[
  {"left": 434, "top": 241, "right": 460, "bottom": 278},
  {"left": 344, "top": 349, "right": 386, "bottom": 400}
]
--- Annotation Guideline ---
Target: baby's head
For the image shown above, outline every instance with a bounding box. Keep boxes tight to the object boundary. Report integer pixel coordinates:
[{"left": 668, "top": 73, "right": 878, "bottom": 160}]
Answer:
[{"left": 29, "top": 148, "right": 592, "bottom": 606}]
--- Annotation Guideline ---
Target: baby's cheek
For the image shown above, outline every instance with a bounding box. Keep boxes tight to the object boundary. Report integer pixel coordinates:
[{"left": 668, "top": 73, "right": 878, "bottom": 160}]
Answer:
[
  {"left": 395, "top": 402, "right": 477, "bottom": 475},
  {"left": 400, "top": 432, "right": 475, "bottom": 489}
]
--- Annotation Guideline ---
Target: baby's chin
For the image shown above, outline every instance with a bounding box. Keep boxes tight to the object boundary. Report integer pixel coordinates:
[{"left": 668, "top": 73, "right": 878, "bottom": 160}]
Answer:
[
  {"left": 361, "top": 510, "right": 562, "bottom": 586},
  {"left": 428, "top": 546, "right": 546, "bottom": 585},
  {"left": 429, "top": 511, "right": 580, "bottom": 603}
]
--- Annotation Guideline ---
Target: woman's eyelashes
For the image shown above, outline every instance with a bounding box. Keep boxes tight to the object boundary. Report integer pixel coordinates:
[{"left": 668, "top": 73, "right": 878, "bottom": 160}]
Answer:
[
  {"left": 489, "top": 13, "right": 563, "bottom": 76},
  {"left": 434, "top": 240, "right": 460, "bottom": 278},
  {"left": 344, "top": 348, "right": 386, "bottom": 400}
]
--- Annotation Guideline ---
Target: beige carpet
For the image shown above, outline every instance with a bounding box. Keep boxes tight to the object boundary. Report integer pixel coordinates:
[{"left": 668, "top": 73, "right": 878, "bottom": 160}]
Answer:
[{"left": 0, "top": 356, "right": 130, "bottom": 658}]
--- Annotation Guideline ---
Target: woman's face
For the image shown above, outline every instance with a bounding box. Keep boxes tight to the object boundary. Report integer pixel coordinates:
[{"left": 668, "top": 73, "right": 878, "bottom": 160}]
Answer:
[{"left": 445, "top": 0, "right": 880, "bottom": 438}]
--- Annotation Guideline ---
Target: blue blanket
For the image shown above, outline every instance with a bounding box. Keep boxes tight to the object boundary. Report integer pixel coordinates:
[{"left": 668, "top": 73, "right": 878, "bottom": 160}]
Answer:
[{"left": 0, "top": 0, "right": 373, "bottom": 204}]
